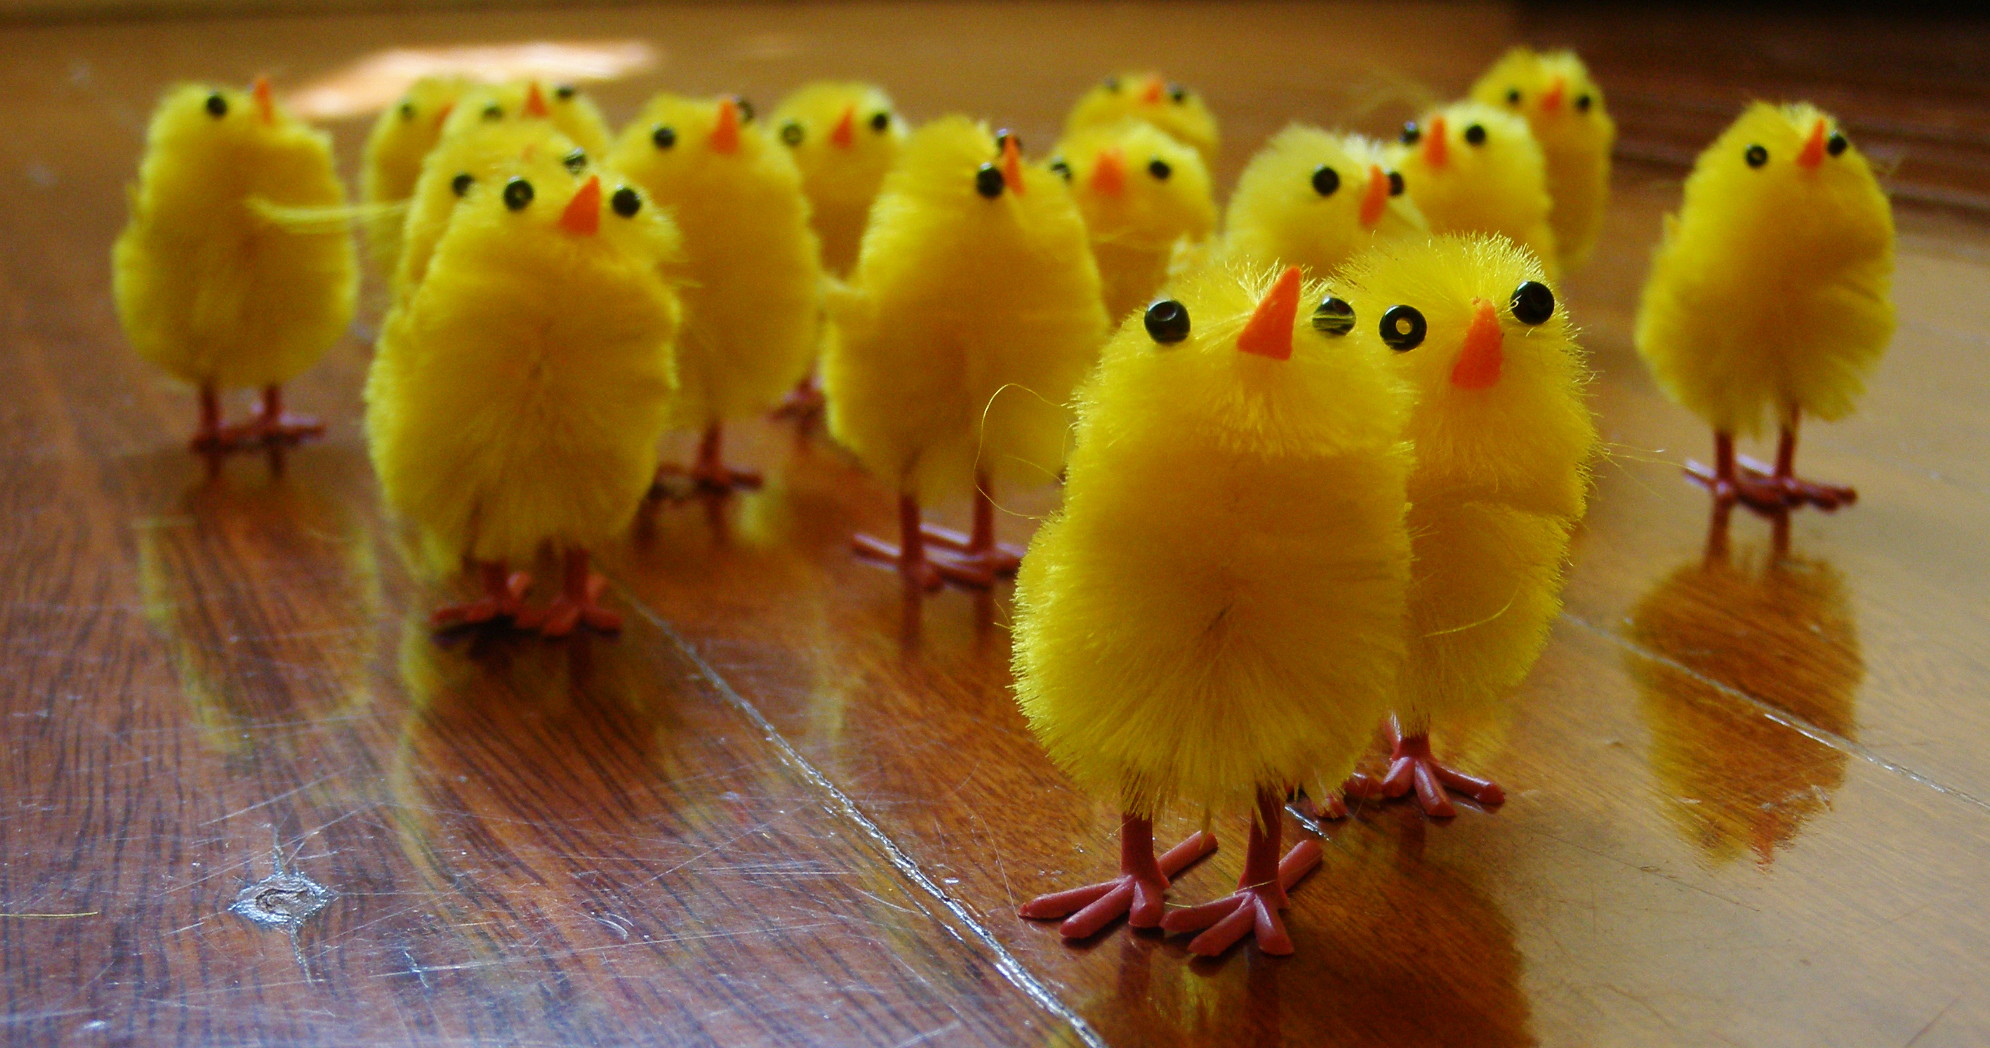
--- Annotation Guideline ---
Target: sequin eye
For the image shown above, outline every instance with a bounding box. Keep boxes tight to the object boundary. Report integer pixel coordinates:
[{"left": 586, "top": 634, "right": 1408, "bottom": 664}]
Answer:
[
  {"left": 555, "top": 84, "right": 576, "bottom": 101},
  {"left": 1380, "top": 305, "right": 1426, "bottom": 351},
  {"left": 1103, "top": 76, "right": 1121, "bottom": 92},
  {"left": 779, "top": 121, "right": 803, "bottom": 146},
  {"left": 1144, "top": 299, "right": 1190, "bottom": 344},
  {"left": 1169, "top": 85, "right": 1187, "bottom": 104},
  {"left": 1510, "top": 281, "right": 1555, "bottom": 325},
  {"left": 1148, "top": 158, "right": 1172, "bottom": 180},
  {"left": 1575, "top": 93, "right": 1593, "bottom": 113},
  {"left": 1048, "top": 158, "right": 1072, "bottom": 181},
  {"left": 611, "top": 187, "right": 641, "bottom": 217},
  {"left": 1464, "top": 124, "right": 1487, "bottom": 146},
  {"left": 398, "top": 101, "right": 415, "bottom": 121},
  {"left": 205, "top": 93, "right": 227, "bottom": 117},
  {"left": 1827, "top": 131, "right": 1848, "bottom": 157},
  {"left": 734, "top": 97, "right": 754, "bottom": 122},
  {"left": 1505, "top": 88, "right": 1521, "bottom": 105},
  {"left": 482, "top": 104, "right": 503, "bottom": 121},
  {"left": 1311, "top": 165, "right": 1340, "bottom": 196},
  {"left": 1745, "top": 144, "right": 1768, "bottom": 168},
  {"left": 653, "top": 125, "right": 677, "bottom": 149},
  {"left": 1388, "top": 171, "right": 1406, "bottom": 196},
  {"left": 451, "top": 172, "right": 473, "bottom": 196},
  {"left": 503, "top": 178, "right": 534, "bottom": 211},
  {"left": 975, "top": 164, "right": 1005, "bottom": 198},
  {"left": 870, "top": 111, "right": 891, "bottom": 132},
  {"left": 1400, "top": 122, "right": 1421, "bottom": 145},
  {"left": 1312, "top": 296, "right": 1356, "bottom": 336},
  {"left": 563, "top": 149, "right": 587, "bottom": 174}
]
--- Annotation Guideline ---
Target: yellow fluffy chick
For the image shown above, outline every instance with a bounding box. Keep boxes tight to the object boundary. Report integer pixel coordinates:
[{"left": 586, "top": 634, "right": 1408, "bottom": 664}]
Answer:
[
  {"left": 610, "top": 93, "right": 821, "bottom": 492},
  {"left": 1338, "top": 234, "right": 1596, "bottom": 816},
  {"left": 113, "top": 78, "right": 357, "bottom": 455},
  {"left": 1218, "top": 125, "right": 1427, "bottom": 279},
  {"left": 771, "top": 81, "right": 907, "bottom": 277},
  {"left": 1636, "top": 102, "right": 1893, "bottom": 514},
  {"left": 365, "top": 166, "right": 683, "bottom": 637},
  {"left": 439, "top": 79, "right": 613, "bottom": 161},
  {"left": 1064, "top": 72, "right": 1219, "bottom": 168},
  {"left": 823, "top": 118, "right": 1105, "bottom": 590},
  {"left": 392, "top": 122, "right": 590, "bottom": 300},
  {"left": 1388, "top": 102, "right": 1559, "bottom": 277},
  {"left": 1051, "top": 121, "right": 1216, "bottom": 323},
  {"left": 360, "top": 75, "right": 472, "bottom": 276},
  {"left": 1471, "top": 48, "right": 1616, "bottom": 272},
  {"left": 1015, "top": 264, "right": 1411, "bottom": 956}
]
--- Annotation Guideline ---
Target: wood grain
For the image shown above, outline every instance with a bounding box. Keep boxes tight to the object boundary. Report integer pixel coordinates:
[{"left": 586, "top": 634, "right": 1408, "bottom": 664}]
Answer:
[{"left": 3, "top": 3, "right": 1989, "bottom": 1047}]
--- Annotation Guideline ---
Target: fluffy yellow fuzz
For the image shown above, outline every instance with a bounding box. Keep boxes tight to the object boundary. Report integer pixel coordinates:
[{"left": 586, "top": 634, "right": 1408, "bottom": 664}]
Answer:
[
  {"left": 1052, "top": 121, "right": 1216, "bottom": 323},
  {"left": 439, "top": 80, "right": 613, "bottom": 161},
  {"left": 1387, "top": 102, "right": 1558, "bottom": 278},
  {"left": 1014, "top": 264, "right": 1412, "bottom": 817},
  {"left": 823, "top": 116, "right": 1106, "bottom": 501},
  {"left": 1064, "top": 71, "right": 1219, "bottom": 168},
  {"left": 1470, "top": 48, "right": 1615, "bottom": 271},
  {"left": 113, "top": 82, "right": 357, "bottom": 393},
  {"left": 1219, "top": 125, "right": 1426, "bottom": 278},
  {"left": 1635, "top": 102, "right": 1894, "bottom": 438},
  {"left": 609, "top": 93, "right": 822, "bottom": 431},
  {"left": 392, "top": 122, "right": 589, "bottom": 301},
  {"left": 771, "top": 81, "right": 906, "bottom": 277},
  {"left": 360, "top": 76, "right": 472, "bottom": 275}
]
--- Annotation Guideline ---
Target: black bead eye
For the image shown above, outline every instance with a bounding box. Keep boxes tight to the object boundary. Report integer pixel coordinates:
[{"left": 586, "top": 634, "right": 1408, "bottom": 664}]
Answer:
[
  {"left": 653, "top": 125, "right": 677, "bottom": 149},
  {"left": 779, "top": 120, "right": 803, "bottom": 146},
  {"left": 734, "top": 96, "right": 754, "bottom": 122},
  {"left": 1388, "top": 170, "right": 1406, "bottom": 196},
  {"left": 975, "top": 164, "right": 1005, "bottom": 198},
  {"left": 503, "top": 177, "right": 534, "bottom": 211},
  {"left": 1169, "top": 85, "right": 1187, "bottom": 104},
  {"left": 1048, "top": 158, "right": 1072, "bottom": 181},
  {"left": 555, "top": 83, "right": 576, "bottom": 101},
  {"left": 1400, "top": 122, "right": 1421, "bottom": 145},
  {"left": 482, "top": 104, "right": 503, "bottom": 122},
  {"left": 451, "top": 172, "right": 473, "bottom": 196},
  {"left": 398, "top": 100, "right": 415, "bottom": 121},
  {"left": 871, "top": 111, "right": 891, "bottom": 132},
  {"left": 1312, "top": 296, "right": 1355, "bottom": 336},
  {"left": 1144, "top": 299, "right": 1190, "bottom": 344},
  {"left": 1148, "top": 158, "right": 1172, "bottom": 180},
  {"left": 1379, "top": 305, "right": 1426, "bottom": 351},
  {"left": 1311, "top": 165, "right": 1340, "bottom": 196},
  {"left": 1745, "top": 144, "right": 1768, "bottom": 168},
  {"left": 1575, "top": 93, "right": 1593, "bottom": 113},
  {"left": 1103, "top": 76, "right": 1121, "bottom": 92},
  {"left": 1827, "top": 131, "right": 1848, "bottom": 157},
  {"left": 1510, "top": 280, "right": 1555, "bottom": 325},
  {"left": 205, "top": 93, "right": 227, "bottom": 117},
  {"left": 563, "top": 149, "right": 587, "bottom": 174},
  {"left": 611, "top": 186, "right": 641, "bottom": 217},
  {"left": 1505, "top": 87, "right": 1521, "bottom": 106},
  {"left": 1464, "top": 124, "right": 1487, "bottom": 146}
]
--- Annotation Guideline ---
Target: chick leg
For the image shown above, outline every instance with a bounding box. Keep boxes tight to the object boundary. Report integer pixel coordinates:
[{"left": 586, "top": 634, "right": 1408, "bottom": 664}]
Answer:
[
  {"left": 923, "top": 473, "right": 1026, "bottom": 588},
  {"left": 1020, "top": 815, "right": 1218, "bottom": 940},
  {"left": 1735, "top": 415, "right": 1857, "bottom": 511},
  {"left": 1343, "top": 717, "right": 1505, "bottom": 818},
  {"left": 431, "top": 561, "right": 532, "bottom": 630},
  {"left": 689, "top": 424, "right": 763, "bottom": 493},
  {"left": 1686, "top": 432, "right": 1792, "bottom": 514},
  {"left": 771, "top": 373, "right": 826, "bottom": 424},
  {"left": 1161, "top": 790, "right": 1323, "bottom": 957},
  {"left": 213, "top": 386, "right": 325, "bottom": 449},
  {"left": 852, "top": 494, "right": 945, "bottom": 591},
  {"left": 517, "top": 549, "right": 622, "bottom": 638}
]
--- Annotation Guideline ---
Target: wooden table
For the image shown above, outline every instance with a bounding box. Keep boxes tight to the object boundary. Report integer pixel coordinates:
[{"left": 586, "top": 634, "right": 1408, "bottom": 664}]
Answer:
[{"left": 4, "top": 3, "right": 1988, "bottom": 1045}]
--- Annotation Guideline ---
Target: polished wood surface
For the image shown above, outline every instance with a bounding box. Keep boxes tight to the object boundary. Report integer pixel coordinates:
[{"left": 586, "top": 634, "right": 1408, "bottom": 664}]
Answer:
[{"left": 5, "top": 3, "right": 1990, "bottom": 1046}]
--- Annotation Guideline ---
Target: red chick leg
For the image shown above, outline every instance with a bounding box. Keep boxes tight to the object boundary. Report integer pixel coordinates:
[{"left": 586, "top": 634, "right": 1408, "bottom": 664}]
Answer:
[
  {"left": 211, "top": 385, "right": 323, "bottom": 449},
  {"left": 1020, "top": 815, "right": 1218, "bottom": 940},
  {"left": 689, "top": 424, "right": 762, "bottom": 493},
  {"left": 771, "top": 373, "right": 825, "bottom": 423},
  {"left": 923, "top": 473, "right": 1026, "bottom": 588},
  {"left": 432, "top": 561, "right": 531, "bottom": 630},
  {"left": 1686, "top": 431, "right": 1790, "bottom": 514},
  {"left": 853, "top": 494, "right": 944, "bottom": 591},
  {"left": 1161, "top": 791, "right": 1322, "bottom": 957},
  {"left": 1344, "top": 719, "right": 1505, "bottom": 818},
  {"left": 1735, "top": 417, "right": 1856, "bottom": 511},
  {"left": 517, "top": 548, "right": 621, "bottom": 637}
]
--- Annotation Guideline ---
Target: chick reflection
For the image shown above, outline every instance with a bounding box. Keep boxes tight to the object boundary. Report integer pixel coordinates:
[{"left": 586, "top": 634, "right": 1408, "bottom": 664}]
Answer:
[{"left": 1627, "top": 546, "right": 1862, "bottom": 865}]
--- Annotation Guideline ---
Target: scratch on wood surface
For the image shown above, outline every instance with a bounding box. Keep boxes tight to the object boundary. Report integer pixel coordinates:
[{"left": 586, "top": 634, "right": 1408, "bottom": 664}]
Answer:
[
  {"left": 1904, "top": 994, "right": 1963, "bottom": 1047},
  {"left": 0, "top": 910, "right": 100, "bottom": 918}
]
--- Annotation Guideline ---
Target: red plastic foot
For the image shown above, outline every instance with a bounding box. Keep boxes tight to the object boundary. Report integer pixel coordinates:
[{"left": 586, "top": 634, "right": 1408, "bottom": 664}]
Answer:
[
  {"left": 1735, "top": 454, "right": 1857, "bottom": 510},
  {"left": 771, "top": 376, "right": 825, "bottom": 423},
  {"left": 432, "top": 563, "right": 531, "bottom": 630},
  {"left": 1162, "top": 843, "right": 1322, "bottom": 957},
  {"left": 1344, "top": 728, "right": 1504, "bottom": 818},
  {"left": 516, "top": 550, "right": 621, "bottom": 637},
  {"left": 917, "top": 472, "right": 1023, "bottom": 587},
  {"left": 1292, "top": 790, "right": 1348, "bottom": 822},
  {"left": 1685, "top": 459, "right": 1791, "bottom": 514},
  {"left": 1021, "top": 822, "right": 1217, "bottom": 940},
  {"left": 853, "top": 494, "right": 945, "bottom": 592},
  {"left": 918, "top": 524, "right": 1025, "bottom": 569}
]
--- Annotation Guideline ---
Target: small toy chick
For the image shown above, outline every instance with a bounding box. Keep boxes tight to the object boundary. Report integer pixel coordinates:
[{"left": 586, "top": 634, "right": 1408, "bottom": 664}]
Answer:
[
  {"left": 365, "top": 166, "right": 683, "bottom": 636},
  {"left": 823, "top": 118, "right": 1105, "bottom": 589},
  {"left": 1470, "top": 48, "right": 1615, "bottom": 272},
  {"left": 392, "top": 122, "right": 590, "bottom": 301},
  {"left": 610, "top": 93, "right": 821, "bottom": 492},
  {"left": 1338, "top": 235, "right": 1596, "bottom": 816},
  {"left": 771, "top": 81, "right": 907, "bottom": 277},
  {"left": 1064, "top": 72, "right": 1219, "bottom": 168},
  {"left": 1218, "top": 125, "right": 1426, "bottom": 278},
  {"left": 1050, "top": 121, "right": 1216, "bottom": 322},
  {"left": 113, "top": 78, "right": 357, "bottom": 455},
  {"left": 1016, "top": 265, "right": 1411, "bottom": 956},
  {"left": 1636, "top": 102, "right": 1893, "bottom": 513},
  {"left": 439, "top": 79, "right": 613, "bottom": 161},
  {"left": 1388, "top": 102, "right": 1559, "bottom": 277},
  {"left": 360, "top": 75, "right": 472, "bottom": 276}
]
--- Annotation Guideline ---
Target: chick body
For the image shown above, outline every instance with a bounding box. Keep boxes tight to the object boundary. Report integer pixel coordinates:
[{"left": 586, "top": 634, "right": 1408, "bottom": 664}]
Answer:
[
  {"left": 1388, "top": 103, "right": 1558, "bottom": 277},
  {"left": 1636, "top": 102, "right": 1893, "bottom": 442},
  {"left": 1053, "top": 121, "right": 1216, "bottom": 323},
  {"left": 610, "top": 94, "right": 821, "bottom": 456},
  {"left": 1064, "top": 72, "right": 1219, "bottom": 168},
  {"left": 114, "top": 81, "right": 356, "bottom": 431},
  {"left": 440, "top": 80, "right": 612, "bottom": 159},
  {"left": 392, "top": 122, "right": 587, "bottom": 301},
  {"left": 771, "top": 81, "right": 906, "bottom": 277},
  {"left": 361, "top": 76, "right": 472, "bottom": 275},
  {"left": 1219, "top": 126, "right": 1425, "bottom": 278},
  {"left": 1338, "top": 235, "right": 1595, "bottom": 810},
  {"left": 1470, "top": 49, "right": 1615, "bottom": 272}
]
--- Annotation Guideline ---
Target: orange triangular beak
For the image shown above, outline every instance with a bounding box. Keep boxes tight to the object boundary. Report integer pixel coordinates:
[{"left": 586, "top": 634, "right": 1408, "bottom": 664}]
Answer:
[
  {"left": 252, "top": 75, "right": 275, "bottom": 125},
  {"left": 1001, "top": 134, "right": 1026, "bottom": 195},
  {"left": 560, "top": 176, "right": 601, "bottom": 236},
  {"left": 1089, "top": 146, "right": 1126, "bottom": 197},
  {"left": 829, "top": 103, "right": 856, "bottom": 148},
  {"left": 1421, "top": 114, "right": 1449, "bottom": 169},
  {"left": 711, "top": 97, "right": 740, "bottom": 154},
  {"left": 1237, "top": 266, "right": 1303, "bottom": 361},
  {"left": 1140, "top": 76, "right": 1165, "bottom": 104},
  {"left": 1450, "top": 298, "right": 1504, "bottom": 389},
  {"left": 433, "top": 101, "right": 455, "bottom": 129},
  {"left": 1359, "top": 164, "right": 1389, "bottom": 227},
  {"left": 1540, "top": 76, "right": 1566, "bottom": 114},
  {"left": 1796, "top": 118, "right": 1827, "bottom": 169},
  {"left": 523, "top": 81, "right": 550, "bottom": 117}
]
